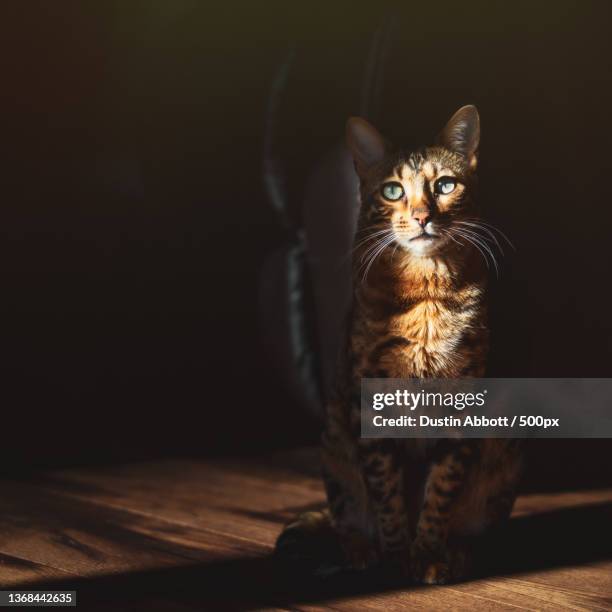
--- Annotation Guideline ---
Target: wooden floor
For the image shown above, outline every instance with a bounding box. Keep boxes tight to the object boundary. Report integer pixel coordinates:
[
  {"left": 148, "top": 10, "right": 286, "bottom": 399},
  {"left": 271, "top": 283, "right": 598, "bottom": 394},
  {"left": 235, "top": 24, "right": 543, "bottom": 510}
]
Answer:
[{"left": 1, "top": 448, "right": 611, "bottom": 611}]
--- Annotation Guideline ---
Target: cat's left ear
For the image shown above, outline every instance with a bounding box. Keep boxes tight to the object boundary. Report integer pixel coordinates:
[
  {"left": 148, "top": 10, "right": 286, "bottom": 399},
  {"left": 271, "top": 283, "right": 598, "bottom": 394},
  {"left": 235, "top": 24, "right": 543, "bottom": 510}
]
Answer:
[{"left": 438, "top": 105, "right": 480, "bottom": 171}]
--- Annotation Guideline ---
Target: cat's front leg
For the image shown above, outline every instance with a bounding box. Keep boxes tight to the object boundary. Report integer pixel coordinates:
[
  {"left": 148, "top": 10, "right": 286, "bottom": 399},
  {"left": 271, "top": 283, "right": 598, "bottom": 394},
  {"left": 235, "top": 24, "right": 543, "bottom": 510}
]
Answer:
[
  {"left": 411, "top": 441, "right": 475, "bottom": 584},
  {"left": 357, "top": 439, "right": 410, "bottom": 568}
]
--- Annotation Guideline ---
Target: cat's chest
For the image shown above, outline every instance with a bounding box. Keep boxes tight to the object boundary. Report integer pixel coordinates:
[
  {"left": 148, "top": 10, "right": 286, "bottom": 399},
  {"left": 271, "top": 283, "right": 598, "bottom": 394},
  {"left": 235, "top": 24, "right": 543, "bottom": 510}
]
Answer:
[
  {"left": 356, "top": 297, "right": 477, "bottom": 378},
  {"left": 395, "top": 299, "right": 458, "bottom": 346},
  {"left": 394, "top": 301, "right": 466, "bottom": 375}
]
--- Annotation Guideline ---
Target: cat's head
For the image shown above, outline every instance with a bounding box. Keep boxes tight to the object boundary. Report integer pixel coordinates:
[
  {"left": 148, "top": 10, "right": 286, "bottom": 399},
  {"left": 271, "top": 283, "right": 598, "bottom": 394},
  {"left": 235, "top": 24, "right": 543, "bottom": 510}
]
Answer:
[{"left": 347, "top": 105, "right": 480, "bottom": 258}]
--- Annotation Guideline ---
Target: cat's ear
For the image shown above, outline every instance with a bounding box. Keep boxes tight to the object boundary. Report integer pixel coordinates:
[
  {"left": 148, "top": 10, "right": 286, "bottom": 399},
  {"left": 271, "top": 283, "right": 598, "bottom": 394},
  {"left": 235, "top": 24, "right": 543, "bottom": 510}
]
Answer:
[
  {"left": 346, "top": 117, "right": 388, "bottom": 176},
  {"left": 438, "top": 105, "right": 480, "bottom": 170}
]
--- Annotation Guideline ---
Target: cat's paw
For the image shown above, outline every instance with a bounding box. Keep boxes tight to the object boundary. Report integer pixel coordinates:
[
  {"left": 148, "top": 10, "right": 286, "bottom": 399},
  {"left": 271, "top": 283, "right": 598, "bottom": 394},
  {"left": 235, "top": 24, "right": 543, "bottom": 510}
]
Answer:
[
  {"left": 409, "top": 540, "right": 450, "bottom": 585},
  {"left": 275, "top": 512, "right": 378, "bottom": 575},
  {"left": 409, "top": 539, "right": 470, "bottom": 585},
  {"left": 275, "top": 511, "right": 342, "bottom": 567},
  {"left": 276, "top": 511, "right": 375, "bottom": 576}
]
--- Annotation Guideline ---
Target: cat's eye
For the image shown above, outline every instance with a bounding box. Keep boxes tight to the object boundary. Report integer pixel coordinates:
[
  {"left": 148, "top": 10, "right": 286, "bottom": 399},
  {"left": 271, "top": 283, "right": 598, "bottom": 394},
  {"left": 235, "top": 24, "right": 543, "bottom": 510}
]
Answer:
[
  {"left": 434, "top": 177, "right": 457, "bottom": 195},
  {"left": 381, "top": 182, "right": 404, "bottom": 201}
]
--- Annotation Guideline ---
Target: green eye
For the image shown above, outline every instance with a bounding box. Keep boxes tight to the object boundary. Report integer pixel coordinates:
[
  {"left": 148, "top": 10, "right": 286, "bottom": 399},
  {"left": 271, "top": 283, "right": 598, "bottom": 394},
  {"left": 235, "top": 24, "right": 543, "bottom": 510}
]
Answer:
[
  {"left": 381, "top": 182, "right": 404, "bottom": 201},
  {"left": 434, "top": 177, "right": 457, "bottom": 195}
]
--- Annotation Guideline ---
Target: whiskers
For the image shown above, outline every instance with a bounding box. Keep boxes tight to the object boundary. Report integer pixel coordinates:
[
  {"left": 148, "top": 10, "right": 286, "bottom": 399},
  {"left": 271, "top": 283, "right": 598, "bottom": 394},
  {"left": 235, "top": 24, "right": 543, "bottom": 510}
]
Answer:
[
  {"left": 354, "top": 227, "right": 397, "bottom": 284},
  {"left": 344, "top": 218, "right": 513, "bottom": 284},
  {"left": 444, "top": 218, "right": 515, "bottom": 278}
]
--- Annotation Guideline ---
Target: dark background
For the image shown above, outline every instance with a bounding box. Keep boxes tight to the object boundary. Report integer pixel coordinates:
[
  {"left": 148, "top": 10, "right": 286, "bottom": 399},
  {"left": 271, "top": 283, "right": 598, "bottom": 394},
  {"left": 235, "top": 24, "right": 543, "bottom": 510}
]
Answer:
[{"left": 2, "top": 1, "right": 611, "bottom": 475}]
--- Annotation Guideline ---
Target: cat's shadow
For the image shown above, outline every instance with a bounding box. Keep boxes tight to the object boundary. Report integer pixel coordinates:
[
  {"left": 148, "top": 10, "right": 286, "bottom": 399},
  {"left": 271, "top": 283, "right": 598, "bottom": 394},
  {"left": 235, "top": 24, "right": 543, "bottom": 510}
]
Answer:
[
  {"left": 21, "top": 501, "right": 612, "bottom": 610},
  {"left": 474, "top": 500, "right": 611, "bottom": 577}
]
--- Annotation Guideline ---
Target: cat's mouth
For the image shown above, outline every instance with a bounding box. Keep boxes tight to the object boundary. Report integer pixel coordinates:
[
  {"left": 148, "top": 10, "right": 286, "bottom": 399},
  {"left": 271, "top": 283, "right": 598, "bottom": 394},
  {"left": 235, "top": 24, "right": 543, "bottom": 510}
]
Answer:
[
  {"left": 410, "top": 233, "right": 438, "bottom": 241},
  {"left": 393, "top": 227, "right": 446, "bottom": 254}
]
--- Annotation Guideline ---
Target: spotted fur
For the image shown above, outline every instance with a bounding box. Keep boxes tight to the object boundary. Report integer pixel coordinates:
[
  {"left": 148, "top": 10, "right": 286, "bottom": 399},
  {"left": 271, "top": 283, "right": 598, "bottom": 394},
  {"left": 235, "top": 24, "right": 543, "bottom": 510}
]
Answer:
[{"left": 277, "top": 106, "right": 523, "bottom": 584}]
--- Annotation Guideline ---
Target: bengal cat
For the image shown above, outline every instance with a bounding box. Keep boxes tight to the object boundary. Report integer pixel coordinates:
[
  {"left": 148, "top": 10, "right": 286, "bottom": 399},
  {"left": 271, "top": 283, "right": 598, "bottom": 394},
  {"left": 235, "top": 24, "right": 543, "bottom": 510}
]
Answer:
[{"left": 276, "top": 106, "right": 524, "bottom": 584}]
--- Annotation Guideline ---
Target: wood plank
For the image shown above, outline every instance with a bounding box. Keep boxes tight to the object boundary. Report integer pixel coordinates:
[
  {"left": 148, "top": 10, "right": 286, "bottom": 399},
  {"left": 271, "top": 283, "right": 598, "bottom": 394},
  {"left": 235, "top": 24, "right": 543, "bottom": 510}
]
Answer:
[
  {"left": 32, "top": 458, "right": 327, "bottom": 550},
  {"left": 0, "top": 552, "right": 72, "bottom": 588},
  {"left": 0, "top": 479, "right": 263, "bottom": 581},
  {"left": 513, "top": 489, "right": 612, "bottom": 516},
  {"left": 0, "top": 449, "right": 610, "bottom": 610},
  {"left": 450, "top": 571, "right": 612, "bottom": 611},
  {"left": 295, "top": 585, "right": 525, "bottom": 611},
  {"left": 35, "top": 457, "right": 612, "bottom": 557},
  {"left": 511, "top": 563, "right": 612, "bottom": 600}
]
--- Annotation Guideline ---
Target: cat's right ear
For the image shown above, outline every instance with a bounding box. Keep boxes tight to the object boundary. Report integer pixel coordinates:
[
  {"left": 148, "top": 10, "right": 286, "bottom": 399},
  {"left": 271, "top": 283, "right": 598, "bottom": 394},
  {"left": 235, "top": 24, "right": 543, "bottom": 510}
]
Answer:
[
  {"left": 438, "top": 105, "right": 480, "bottom": 170},
  {"left": 346, "top": 117, "right": 387, "bottom": 177}
]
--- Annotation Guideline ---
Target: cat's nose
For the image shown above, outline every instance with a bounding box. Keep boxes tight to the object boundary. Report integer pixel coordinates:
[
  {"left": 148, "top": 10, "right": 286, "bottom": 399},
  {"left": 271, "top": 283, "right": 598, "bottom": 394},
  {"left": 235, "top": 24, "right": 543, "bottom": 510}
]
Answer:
[{"left": 412, "top": 208, "right": 431, "bottom": 227}]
